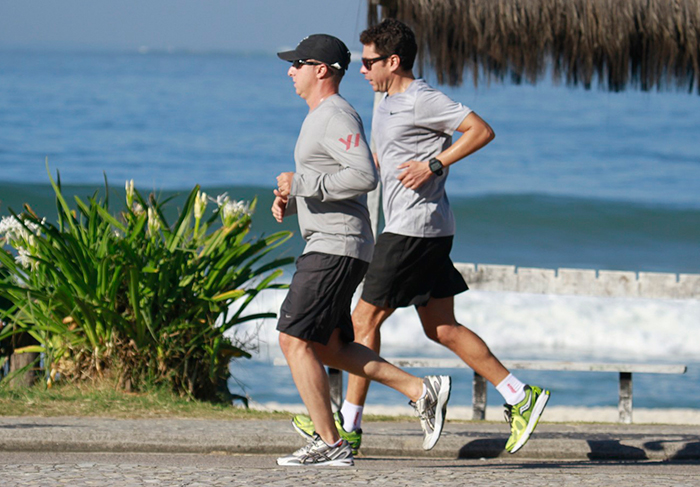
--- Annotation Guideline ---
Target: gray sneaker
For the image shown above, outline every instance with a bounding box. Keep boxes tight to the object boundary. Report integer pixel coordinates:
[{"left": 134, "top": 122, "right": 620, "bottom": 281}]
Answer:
[
  {"left": 409, "top": 375, "right": 452, "bottom": 450},
  {"left": 276, "top": 433, "right": 354, "bottom": 467}
]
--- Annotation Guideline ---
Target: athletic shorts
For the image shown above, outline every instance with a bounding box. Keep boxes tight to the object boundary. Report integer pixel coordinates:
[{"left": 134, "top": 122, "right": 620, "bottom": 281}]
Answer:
[
  {"left": 277, "top": 252, "right": 369, "bottom": 346},
  {"left": 361, "top": 233, "right": 468, "bottom": 309}
]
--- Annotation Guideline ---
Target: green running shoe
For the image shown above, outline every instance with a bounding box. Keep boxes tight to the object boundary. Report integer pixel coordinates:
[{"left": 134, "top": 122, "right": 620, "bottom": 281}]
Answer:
[
  {"left": 291, "top": 411, "right": 362, "bottom": 455},
  {"left": 504, "top": 384, "right": 550, "bottom": 454}
]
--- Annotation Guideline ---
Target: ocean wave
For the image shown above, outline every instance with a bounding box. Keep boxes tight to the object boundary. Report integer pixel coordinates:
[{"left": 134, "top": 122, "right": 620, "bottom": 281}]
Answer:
[{"left": 232, "top": 288, "right": 700, "bottom": 363}]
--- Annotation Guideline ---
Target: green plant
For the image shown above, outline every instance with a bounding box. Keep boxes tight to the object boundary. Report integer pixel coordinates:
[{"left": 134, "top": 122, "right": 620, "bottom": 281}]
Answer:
[
  {"left": 0, "top": 263, "right": 12, "bottom": 373},
  {"left": 0, "top": 166, "right": 293, "bottom": 402}
]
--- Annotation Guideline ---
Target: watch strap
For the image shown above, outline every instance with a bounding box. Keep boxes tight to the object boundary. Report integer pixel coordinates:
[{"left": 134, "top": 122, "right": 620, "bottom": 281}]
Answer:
[{"left": 429, "top": 158, "right": 444, "bottom": 176}]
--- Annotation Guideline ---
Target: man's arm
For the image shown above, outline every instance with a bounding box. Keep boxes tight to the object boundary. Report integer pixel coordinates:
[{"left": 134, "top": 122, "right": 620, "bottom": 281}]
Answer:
[
  {"left": 290, "top": 165, "right": 377, "bottom": 201},
  {"left": 396, "top": 112, "right": 495, "bottom": 190},
  {"left": 278, "top": 113, "right": 378, "bottom": 202}
]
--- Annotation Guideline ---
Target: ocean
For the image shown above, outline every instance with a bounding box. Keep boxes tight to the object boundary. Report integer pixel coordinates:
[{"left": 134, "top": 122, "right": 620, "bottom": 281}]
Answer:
[{"left": 1, "top": 50, "right": 699, "bottom": 411}]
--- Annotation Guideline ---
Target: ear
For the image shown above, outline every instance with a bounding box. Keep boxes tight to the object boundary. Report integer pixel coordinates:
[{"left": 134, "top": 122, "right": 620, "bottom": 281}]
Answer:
[
  {"left": 316, "top": 64, "right": 334, "bottom": 80},
  {"left": 315, "top": 64, "right": 327, "bottom": 79},
  {"left": 389, "top": 54, "right": 402, "bottom": 72}
]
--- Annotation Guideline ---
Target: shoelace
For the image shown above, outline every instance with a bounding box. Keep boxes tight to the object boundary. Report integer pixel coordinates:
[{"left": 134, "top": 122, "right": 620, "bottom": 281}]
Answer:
[
  {"left": 292, "top": 436, "right": 323, "bottom": 457},
  {"left": 409, "top": 395, "right": 436, "bottom": 423},
  {"left": 503, "top": 404, "right": 513, "bottom": 424}
]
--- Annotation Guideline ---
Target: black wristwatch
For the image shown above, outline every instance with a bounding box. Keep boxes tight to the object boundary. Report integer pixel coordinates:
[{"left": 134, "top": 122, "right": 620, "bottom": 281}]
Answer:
[{"left": 429, "top": 157, "right": 444, "bottom": 176}]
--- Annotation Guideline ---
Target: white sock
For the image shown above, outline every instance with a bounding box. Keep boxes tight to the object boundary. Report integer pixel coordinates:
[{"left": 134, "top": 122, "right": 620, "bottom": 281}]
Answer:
[
  {"left": 325, "top": 438, "right": 342, "bottom": 448},
  {"left": 496, "top": 373, "right": 526, "bottom": 405},
  {"left": 340, "top": 401, "right": 364, "bottom": 432}
]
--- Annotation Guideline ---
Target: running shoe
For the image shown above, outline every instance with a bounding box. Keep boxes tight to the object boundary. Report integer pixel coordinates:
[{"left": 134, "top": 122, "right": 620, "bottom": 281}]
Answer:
[
  {"left": 291, "top": 411, "right": 362, "bottom": 455},
  {"left": 504, "top": 384, "right": 550, "bottom": 454},
  {"left": 409, "top": 375, "right": 452, "bottom": 450},
  {"left": 276, "top": 433, "right": 354, "bottom": 467}
]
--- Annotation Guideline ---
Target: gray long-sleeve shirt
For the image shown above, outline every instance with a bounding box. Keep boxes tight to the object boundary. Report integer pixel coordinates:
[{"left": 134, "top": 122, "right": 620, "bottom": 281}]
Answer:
[{"left": 288, "top": 94, "right": 378, "bottom": 263}]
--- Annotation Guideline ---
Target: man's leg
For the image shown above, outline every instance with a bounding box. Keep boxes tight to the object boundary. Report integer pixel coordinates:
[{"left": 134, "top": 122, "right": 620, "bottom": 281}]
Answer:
[
  {"left": 344, "top": 298, "right": 396, "bottom": 406},
  {"left": 289, "top": 302, "right": 417, "bottom": 454},
  {"left": 417, "top": 295, "right": 550, "bottom": 454},
  {"left": 315, "top": 328, "right": 423, "bottom": 402},
  {"left": 416, "top": 296, "right": 510, "bottom": 387},
  {"left": 278, "top": 332, "right": 340, "bottom": 446},
  {"left": 312, "top": 328, "right": 452, "bottom": 451}
]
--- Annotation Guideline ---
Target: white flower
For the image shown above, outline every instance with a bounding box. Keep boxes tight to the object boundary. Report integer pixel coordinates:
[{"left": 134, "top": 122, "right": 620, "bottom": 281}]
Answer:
[
  {"left": 210, "top": 193, "right": 251, "bottom": 226},
  {"left": 213, "top": 193, "right": 230, "bottom": 208},
  {"left": 0, "top": 216, "right": 42, "bottom": 244},
  {"left": 194, "top": 191, "right": 208, "bottom": 220},
  {"left": 221, "top": 200, "right": 251, "bottom": 226},
  {"left": 0, "top": 216, "right": 17, "bottom": 241},
  {"left": 147, "top": 207, "right": 161, "bottom": 237},
  {"left": 126, "top": 179, "right": 135, "bottom": 208},
  {"left": 132, "top": 202, "right": 145, "bottom": 216},
  {"left": 15, "top": 247, "right": 35, "bottom": 270}
]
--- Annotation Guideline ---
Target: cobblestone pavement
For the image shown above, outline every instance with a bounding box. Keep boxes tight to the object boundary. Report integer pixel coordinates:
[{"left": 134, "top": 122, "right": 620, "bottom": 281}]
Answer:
[{"left": 1, "top": 452, "right": 699, "bottom": 486}]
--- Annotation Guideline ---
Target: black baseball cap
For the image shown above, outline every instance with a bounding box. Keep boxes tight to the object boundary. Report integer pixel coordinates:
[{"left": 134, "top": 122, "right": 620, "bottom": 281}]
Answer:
[{"left": 277, "top": 34, "right": 351, "bottom": 72}]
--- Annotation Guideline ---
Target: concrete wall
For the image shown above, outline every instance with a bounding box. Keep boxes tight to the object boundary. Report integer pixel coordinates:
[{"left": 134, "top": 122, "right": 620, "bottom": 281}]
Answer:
[{"left": 455, "top": 263, "right": 700, "bottom": 300}]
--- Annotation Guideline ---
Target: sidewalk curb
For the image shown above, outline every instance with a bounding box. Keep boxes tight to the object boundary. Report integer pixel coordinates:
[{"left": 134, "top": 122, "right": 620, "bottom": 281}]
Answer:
[{"left": 1, "top": 417, "right": 699, "bottom": 461}]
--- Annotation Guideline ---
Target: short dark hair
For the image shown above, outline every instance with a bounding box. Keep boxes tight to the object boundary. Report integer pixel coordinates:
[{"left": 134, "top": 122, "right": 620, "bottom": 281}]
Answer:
[
  {"left": 326, "top": 64, "right": 345, "bottom": 80},
  {"left": 360, "top": 18, "right": 417, "bottom": 71}
]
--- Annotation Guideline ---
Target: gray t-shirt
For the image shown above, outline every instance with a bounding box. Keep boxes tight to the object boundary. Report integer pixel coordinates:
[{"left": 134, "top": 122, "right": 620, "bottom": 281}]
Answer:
[
  {"left": 288, "top": 94, "right": 378, "bottom": 263},
  {"left": 373, "top": 79, "right": 472, "bottom": 237}
]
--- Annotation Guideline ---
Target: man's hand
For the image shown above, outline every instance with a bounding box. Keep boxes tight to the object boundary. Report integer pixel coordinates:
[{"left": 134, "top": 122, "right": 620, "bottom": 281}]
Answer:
[
  {"left": 397, "top": 160, "right": 433, "bottom": 190},
  {"left": 271, "top": 189, "right": 288, "bottom": 223},
  {"left": 276, "top": 172, "right": 295, "bottom": 198}
]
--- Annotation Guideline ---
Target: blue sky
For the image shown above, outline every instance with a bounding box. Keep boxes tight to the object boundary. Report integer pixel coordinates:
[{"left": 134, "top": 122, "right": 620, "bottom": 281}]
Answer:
[{"left": 0, "top": 1, "right": 369, "bottom": 53}]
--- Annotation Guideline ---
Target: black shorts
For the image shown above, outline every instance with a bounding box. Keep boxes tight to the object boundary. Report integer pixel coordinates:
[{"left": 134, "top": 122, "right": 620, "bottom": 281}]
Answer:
[
  {"left": 361, "top": 233, "right": 468, "bottom": 309},
  {"left": 277, "top": 252, "right": 369, "bottom": 346}
]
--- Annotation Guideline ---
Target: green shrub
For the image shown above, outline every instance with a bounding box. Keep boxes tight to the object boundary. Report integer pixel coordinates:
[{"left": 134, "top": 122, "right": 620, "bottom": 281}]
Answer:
[{"left": 0, "top": 168, "right": 292, "bottom": 402}]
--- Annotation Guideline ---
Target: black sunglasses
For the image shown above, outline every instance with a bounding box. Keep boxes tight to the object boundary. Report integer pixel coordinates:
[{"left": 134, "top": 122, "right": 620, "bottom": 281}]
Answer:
[
  {"left": 362, "top": 55, "right": 390, "bottom": 70},
  {"left": 292, "top": 59, "right": 323, "bottom": 69}
]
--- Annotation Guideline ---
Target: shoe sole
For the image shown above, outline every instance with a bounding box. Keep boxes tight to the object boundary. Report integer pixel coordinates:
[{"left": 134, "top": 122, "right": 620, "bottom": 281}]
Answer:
[
  {"left": 508, "top": 389, "right": 550, "bottom": 454},
  {"left": 276, "top": 457, "right": 354, "bottom": 467},
  {"left": 422, "top": 376, "right": 452, "bottom": 451}
]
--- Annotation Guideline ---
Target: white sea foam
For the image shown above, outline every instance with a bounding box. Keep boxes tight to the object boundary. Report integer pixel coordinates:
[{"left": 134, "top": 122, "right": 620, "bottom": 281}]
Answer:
[{"left": 230, "top": 287, "right": 700, "bottom": 363}]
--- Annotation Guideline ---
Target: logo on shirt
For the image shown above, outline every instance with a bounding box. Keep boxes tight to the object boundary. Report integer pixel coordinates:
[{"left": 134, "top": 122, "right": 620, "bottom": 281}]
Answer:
[{"left": 339, "top": 133, "right": 361, "bottom": 151}]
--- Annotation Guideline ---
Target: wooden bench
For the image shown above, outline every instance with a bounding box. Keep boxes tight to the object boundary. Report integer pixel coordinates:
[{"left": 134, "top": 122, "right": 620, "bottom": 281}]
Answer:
[
  {"left": 273, "top": 357, "right": 687, "bottom": 423},
  {"left": 385, "top": 358, "right": 687, "bottom": 424}
]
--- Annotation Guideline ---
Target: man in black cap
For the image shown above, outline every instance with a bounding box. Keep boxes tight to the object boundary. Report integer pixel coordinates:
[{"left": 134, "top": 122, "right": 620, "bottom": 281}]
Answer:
[{"left": 272, "top": 34, "right": 452, "bottom": 467}]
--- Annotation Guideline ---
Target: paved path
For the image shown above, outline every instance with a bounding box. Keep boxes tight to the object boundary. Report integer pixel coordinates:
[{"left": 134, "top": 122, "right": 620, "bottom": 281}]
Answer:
[
  {"left": 1, "top": 452, "right": 699, "bottom": 486},
  {"left": 1, "top": 416, "right": 699, "bottom": 485},
  {"left": 1, "top": 416, "right": 699, "bottom": 461}
]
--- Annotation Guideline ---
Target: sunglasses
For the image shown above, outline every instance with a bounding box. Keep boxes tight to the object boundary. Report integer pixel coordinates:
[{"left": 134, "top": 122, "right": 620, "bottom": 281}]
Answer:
[
  {"left": 292, "top": 59, "right": 323, "bottom": 69},
  {"left": 361, "top": 55, "right": 390, "bottom": 70}
]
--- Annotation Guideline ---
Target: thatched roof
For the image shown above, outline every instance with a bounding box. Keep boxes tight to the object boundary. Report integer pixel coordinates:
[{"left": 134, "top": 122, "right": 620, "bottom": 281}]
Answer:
[{"left": 368, "top": 0, "right": 700, "bottom": 94}]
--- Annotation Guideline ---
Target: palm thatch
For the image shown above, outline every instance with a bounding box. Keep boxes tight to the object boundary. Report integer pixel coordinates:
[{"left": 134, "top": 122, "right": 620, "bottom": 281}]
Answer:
[{"left": 368, "top": 0, "right": 700, "bottom": 93}]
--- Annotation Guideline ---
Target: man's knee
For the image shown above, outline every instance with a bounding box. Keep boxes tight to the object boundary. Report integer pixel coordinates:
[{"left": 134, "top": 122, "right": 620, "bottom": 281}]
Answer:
[
  {"left": 423, "top": 321, "right": 462, "bottom": 345},
  {"left": 279, "top": 332, "right": 310, "bottom": 357},
  {"left": 352, "top": 299, "right": 391, "bottom": 335}
]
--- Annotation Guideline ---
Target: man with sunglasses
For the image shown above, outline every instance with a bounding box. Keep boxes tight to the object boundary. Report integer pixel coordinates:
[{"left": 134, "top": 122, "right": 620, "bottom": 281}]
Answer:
[
  {"left": 272, "top": 33, "right": 452, "bottom": 467},
  {"left": 292, "top": 21, "right": 550, "bottom": 456}
]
